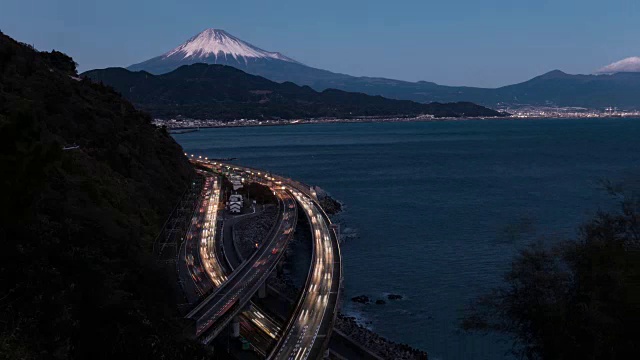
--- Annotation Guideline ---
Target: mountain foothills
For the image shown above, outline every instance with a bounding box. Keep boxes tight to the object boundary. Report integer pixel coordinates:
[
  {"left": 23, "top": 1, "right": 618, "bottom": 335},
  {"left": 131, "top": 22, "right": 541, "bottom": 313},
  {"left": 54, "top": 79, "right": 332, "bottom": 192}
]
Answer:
[
  {"left": 311, "top": 70, "right": 640, "bottom": 110},
  {"left": 0, "top": 32, "right": 212, "bottom": 358},
  {"left": 128, "top": 28, "right": 640, "bottom": 110},
  {"left": 83, "top": 64, "right": 503, "bottom": 120}
]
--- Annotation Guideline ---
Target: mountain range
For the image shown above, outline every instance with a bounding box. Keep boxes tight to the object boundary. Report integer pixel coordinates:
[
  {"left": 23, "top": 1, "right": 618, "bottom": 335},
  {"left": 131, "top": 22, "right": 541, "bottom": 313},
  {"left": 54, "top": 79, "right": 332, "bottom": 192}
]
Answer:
[
  {"left": 127, "top": 28, "right": 640, "bottom": 110},
  {"left": 84, "top": 64, "right": 503, "bottom": 120}
]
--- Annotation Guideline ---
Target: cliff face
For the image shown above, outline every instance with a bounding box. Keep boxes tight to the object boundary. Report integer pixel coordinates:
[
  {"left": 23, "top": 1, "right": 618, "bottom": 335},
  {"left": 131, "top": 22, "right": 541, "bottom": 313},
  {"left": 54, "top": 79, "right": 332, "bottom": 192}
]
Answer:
[{"left": 0, "top": 32, "right": 206, "bottom": 358}]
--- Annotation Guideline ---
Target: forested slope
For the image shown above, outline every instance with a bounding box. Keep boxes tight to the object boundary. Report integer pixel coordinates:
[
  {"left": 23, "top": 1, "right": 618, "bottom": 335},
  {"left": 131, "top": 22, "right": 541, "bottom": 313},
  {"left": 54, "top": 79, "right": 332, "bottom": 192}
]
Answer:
[
  {"left": 84, "top": 64, "right": 505, "bottom": 120},
  {"left": 0, "top": 32, "right": 209, "bottom": 358}
]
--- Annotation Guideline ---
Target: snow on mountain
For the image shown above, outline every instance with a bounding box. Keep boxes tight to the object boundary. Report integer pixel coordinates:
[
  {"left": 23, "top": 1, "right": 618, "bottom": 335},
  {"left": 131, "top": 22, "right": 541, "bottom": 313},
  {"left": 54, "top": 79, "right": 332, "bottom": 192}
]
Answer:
[
  {"left": 597, "top": 57, "right": 640, "bottom": 74},
  {"left": 127, "top": 28, "right": 345, "bottom": 82},
  {"left": 163, "top": 28, "right": 299, "bottom": 64}
]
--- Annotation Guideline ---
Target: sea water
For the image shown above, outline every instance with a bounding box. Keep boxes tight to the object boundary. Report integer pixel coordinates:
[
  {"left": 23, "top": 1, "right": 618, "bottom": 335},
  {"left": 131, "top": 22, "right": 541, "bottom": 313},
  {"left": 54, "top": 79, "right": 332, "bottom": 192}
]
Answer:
[{"left": 175, "top": 118, "right": 640, "bottom": 359}]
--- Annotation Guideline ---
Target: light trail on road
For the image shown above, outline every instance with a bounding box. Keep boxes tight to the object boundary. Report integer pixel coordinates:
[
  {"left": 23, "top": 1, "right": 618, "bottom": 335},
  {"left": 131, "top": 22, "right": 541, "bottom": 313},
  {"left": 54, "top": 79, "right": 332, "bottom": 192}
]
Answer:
[
  {"left": 189, "top": 159, "right": 341, "bottom": 357},
  {"left": 269, "top": 191, "right": 336, "bottom": 360},
  {"left": 198, "top": 176, "right": 228, "bottom": 287},
  {"left": 187, "top": 183, "right": 297, "bottom": 343}
]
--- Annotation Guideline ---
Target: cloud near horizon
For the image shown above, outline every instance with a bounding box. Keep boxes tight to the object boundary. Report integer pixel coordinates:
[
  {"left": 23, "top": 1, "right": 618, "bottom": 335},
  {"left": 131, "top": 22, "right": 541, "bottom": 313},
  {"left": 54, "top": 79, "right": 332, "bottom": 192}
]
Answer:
[{"left": 597, "top": 57, "right": 640, "bottom": 74}]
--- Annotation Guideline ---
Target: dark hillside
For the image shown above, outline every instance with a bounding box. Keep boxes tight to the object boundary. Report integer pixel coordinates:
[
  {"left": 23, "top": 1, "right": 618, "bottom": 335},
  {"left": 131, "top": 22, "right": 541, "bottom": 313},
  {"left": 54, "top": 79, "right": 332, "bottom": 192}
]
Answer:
[
  {"left": 0, "top": 32, "right": 207, "bottom": 358},
  {"left": 84, "top": 64, "right": 505, "bottom": 120}
]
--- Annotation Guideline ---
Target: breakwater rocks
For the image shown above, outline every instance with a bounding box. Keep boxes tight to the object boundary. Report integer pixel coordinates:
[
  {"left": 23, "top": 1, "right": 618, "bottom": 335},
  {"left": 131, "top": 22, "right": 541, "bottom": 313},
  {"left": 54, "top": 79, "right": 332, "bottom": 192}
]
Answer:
[
  {"left": 312, "top": 186, "right": 343, "bottom": 215},
  {"left": 351, "top": 295, "right": 371, "bottom": 304},
  {"left": 351, "top": 293, "right": 403, "bottom": 305},
  {"left": 335, "top": 315, "right": 428, "bottom": 360},
  {"left": 271, "top": 282, "right": 428, "bottom": 359},
  {"left": 318, "top": 196, "right": 342, "bottom": 215}
]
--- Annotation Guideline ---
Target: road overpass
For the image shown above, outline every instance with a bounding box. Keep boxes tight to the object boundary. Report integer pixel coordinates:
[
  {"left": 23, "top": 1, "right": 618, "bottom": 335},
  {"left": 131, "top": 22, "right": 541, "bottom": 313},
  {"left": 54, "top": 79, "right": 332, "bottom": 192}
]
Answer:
[
  {"left": 199, "top": 161, "right": 343, "bottom": 360},
  {"left": 186, "top": 185, "right": 297, "bottom": 343},
  {"left": 178, "top": 169, "right": 284, "bottom": 352}
]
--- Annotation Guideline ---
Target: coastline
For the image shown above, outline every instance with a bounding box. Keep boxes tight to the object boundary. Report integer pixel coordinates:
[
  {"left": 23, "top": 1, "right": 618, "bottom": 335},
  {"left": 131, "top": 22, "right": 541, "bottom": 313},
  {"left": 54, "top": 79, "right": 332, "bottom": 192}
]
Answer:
[
  {"left": 159, "top": 114, "right": 639, "bottom": 131},
  {"left": 156, "top": 115, "right": 503, "bottom": 131},
  {"left": 231, "top": 188, "right": 430, "bottom": 359},
  {"left": 319, "top": 194, "right": 429, "bottom": 360}
]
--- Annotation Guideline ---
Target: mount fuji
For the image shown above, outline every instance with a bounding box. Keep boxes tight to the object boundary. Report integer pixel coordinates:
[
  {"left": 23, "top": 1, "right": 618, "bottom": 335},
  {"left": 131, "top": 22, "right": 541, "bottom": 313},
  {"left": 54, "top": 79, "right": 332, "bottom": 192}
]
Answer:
[
  {"left": 128, "top": 28, "right": 350, "bottom": 84},
  {"left": 125, "top": 28, "right": 640, "bottom": 109}
]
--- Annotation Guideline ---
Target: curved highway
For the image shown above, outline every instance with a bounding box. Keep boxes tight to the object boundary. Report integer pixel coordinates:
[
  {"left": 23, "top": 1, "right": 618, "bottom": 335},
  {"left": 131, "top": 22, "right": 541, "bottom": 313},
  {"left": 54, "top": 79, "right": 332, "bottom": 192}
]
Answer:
[
  {"left": 184, "top": 167, "right": 284, "bottom": 351},
  {"left": 187, "top": 185, "right": 297, "bottom": 343},
  {"left": 179, "top": 173, "right": 219, "bottom": 302},
  {"left": 268, "top": 188, "right": 342, "bottom": 360},
  {"left": 199, "top": 161, "right": 343, "bottom": 360}
]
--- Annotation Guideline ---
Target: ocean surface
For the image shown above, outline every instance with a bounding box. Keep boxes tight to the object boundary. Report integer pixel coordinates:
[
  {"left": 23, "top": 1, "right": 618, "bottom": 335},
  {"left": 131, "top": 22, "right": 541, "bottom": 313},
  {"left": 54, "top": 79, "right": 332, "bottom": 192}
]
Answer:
[{"left": 174, "top": 118, "right": 640, "bottom": 360}]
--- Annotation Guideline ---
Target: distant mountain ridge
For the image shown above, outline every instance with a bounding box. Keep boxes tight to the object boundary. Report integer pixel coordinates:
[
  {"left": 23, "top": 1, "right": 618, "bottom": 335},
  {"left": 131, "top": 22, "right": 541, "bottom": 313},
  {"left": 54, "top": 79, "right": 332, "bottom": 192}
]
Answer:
[
  {"left": 84, "top": 64, "right": 504, "bottom": 120},
  {"left": 127, "top": 28, "right": 640, "bottom": 110},
  {"left": 333, "top": 70, "right": 640, "bottom": 109}
]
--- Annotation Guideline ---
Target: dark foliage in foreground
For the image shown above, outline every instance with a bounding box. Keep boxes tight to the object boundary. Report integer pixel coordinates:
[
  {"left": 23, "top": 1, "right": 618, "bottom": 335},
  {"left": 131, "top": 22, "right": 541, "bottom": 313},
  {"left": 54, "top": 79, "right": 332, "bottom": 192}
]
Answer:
[
  {"left": 0, "top": 32, "right": 211, "bottom": 358},
  {"left": 462, "top": 191, "right": 640, "bottom": 359},
  {"left": 83, "top": 64, "right": 506, "bottom": 120}
]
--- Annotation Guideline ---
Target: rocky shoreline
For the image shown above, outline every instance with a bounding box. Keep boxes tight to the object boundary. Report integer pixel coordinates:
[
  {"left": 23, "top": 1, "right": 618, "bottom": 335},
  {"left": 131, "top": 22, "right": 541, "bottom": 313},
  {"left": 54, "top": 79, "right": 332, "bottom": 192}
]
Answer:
[
  {"left": 335, "top": 315, "right": 428, "bottom": 360},
  {"left": 319, "top": 196, "right": 428, "bottom": 359},
  {"left": 269, "top": 276, "right": 428, "bottom": 360},
  {"left": 318, "top": 196, "right": 342, "bottom": 215},
  {"left": 233, "top": 183, "right": 429, "bottom": 359}
]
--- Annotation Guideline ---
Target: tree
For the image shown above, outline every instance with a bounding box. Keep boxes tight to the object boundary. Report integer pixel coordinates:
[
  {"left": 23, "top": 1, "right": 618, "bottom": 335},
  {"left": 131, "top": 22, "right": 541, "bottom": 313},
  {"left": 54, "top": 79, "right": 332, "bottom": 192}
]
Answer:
[
  {"left": 461, "top": 194, "right": 640, "bottom": 360},
  {"left": 0, "top": 30, "right": 211, "bottom": 359}
]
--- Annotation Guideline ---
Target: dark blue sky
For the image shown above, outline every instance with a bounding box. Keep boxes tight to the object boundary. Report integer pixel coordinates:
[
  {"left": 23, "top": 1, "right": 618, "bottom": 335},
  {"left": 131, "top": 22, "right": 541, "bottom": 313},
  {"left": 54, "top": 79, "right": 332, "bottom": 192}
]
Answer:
[{"left": 2, "top": 0, "right": 638, "bottom": 87}]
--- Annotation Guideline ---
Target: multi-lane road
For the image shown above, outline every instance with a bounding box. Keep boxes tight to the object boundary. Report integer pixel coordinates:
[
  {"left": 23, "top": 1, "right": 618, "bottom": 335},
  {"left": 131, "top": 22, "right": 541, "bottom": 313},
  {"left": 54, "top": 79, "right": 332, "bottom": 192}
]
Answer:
[
  {"left": 179, "top": 174, "right": 219, "bottom": 302},
  {"left": 180, "top": 160, "right": 342, "bottom": 359},
  {"left": 178, "top": 170, "right": 282, "bottom": 353},
  {"left": 202, "top": 161, "right": 343, "bottom": 360},
  {"left": 187, "top": 186, "right": 297, "bottom": 343},
  {"left": 267, "top": 187, "right": 342, "bottom": 360}
]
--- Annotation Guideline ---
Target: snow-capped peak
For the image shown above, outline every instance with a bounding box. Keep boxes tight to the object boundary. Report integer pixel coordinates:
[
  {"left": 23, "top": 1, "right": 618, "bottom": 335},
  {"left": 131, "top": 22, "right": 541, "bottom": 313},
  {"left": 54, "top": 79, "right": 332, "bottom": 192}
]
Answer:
[
  {"left": 164, "top": 28, "right": 299, "bottom": 64},
  {"left": 597, "top": 57, "right": 640, "bottom": 74}
]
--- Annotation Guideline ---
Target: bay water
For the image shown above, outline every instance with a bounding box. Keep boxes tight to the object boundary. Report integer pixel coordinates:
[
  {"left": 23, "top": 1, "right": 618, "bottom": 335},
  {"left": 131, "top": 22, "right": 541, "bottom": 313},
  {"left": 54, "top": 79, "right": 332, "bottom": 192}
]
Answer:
[{"left": 175, "top": 118, "right": 640, "bottom": 360}]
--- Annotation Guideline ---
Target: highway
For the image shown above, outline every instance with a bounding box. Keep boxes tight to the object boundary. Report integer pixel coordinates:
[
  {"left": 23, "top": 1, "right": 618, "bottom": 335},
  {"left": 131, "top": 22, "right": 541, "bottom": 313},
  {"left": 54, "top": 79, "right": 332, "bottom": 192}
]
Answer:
[
  {"left": 196, "top": 173, "right": 227, "bottom": 288},
  {"left": 268, "top": 189, "right": 341, "bottom": 360},
  {"left": 199, "top": 161, "right": 342, "bottom": 360},
  {"left": 180, "top": 167, "right": 285, "bottom": 352},
  {"left": 178, "top": 174, "right": 219, "bottom": 302},
  {"left": 217, "top": 206, "right": 285, "bottom": 341},
  {"left": 187, "top": 186, "right": 297, "bottom": 343}
]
